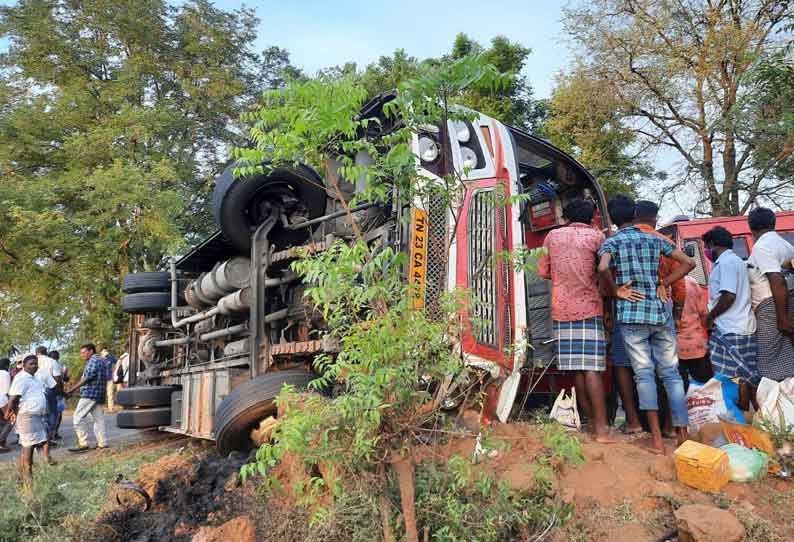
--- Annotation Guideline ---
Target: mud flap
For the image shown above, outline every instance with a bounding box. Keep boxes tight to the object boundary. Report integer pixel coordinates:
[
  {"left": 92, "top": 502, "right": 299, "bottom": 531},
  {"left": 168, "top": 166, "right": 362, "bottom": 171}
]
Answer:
[
  {"left": 496, "top": 369, "right": 520, "bottom": 423},
  {"left": 496, "top": 337, "right": 528, "bottom": 422}
]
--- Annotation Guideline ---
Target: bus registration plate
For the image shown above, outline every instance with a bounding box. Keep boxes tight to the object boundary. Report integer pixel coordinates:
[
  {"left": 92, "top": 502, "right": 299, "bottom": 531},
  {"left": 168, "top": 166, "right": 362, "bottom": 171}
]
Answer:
[{"left": 409, "top": 208, "right": 428, "bottom": 309}]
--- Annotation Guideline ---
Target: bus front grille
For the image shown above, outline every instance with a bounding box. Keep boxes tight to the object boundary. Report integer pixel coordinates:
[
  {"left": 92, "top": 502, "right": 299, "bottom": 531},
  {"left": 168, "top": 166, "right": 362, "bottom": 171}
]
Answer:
[{"left": 469, "top": 190, "right": 497, "bottom": 347}]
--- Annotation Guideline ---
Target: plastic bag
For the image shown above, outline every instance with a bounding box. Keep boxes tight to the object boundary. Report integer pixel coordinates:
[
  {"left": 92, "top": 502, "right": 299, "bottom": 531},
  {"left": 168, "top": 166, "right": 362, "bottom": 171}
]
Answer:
[
  {"left": 550, "top": 387, "right": 580, "bottom": 432},
  {"left": 686, "top": 374, "right": 744, "bottom": 434},
  {"left": 755, "top": 377, "right": 794, "bottom": 432},
  {"left": 720, "top": 443, "right": 768, "bottom": 482}
]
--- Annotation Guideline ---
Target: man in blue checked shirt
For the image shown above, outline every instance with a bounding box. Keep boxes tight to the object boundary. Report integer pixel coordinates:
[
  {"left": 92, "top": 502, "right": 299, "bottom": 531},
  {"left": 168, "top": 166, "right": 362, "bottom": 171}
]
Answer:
[
  {"left": 65, "top": 343, "right": 108, "bottom": 452},
  {"left": 597, "top": 196, "right": 695, "bottom": 455}
]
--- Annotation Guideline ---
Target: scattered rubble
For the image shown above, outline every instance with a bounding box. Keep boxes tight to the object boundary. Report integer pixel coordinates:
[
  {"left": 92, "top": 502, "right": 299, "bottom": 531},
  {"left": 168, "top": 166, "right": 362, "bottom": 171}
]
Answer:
[
  {"left": 192, "top": 516, "right": 257, "bottom": 542},
  {"left": 674, "top": 505, "right": 745, "bottom": 542}
]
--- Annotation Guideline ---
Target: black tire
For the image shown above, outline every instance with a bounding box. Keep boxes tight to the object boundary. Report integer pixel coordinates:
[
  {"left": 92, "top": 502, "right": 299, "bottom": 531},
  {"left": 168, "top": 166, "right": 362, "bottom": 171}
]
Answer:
[
  {"left": 214, "top": 369, "right": 316, "bottom": 455},
  {"left": 122, "top": 272, "right": 171, "bottom": 294},
  {"left": 121, "top": 292, "right": 171, "bottom": 314},
  {"left": 211, "top": 163, "right": 327, "bottom": 254},
  {"left": 117, "top": 407, "right": 172, "bottom": 429},
  {"left": 116, "top": 385, "right": 178, "bottom": 408}
]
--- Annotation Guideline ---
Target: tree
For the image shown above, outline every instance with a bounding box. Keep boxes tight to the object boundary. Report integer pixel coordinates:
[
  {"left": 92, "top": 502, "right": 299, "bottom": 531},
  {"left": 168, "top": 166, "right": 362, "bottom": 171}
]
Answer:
[
  {"left": 0, "top": 0, "right": 263, "bottom": 349},
  {"left": 451, "top": 32, "right": 483, "bottom": 58},
  {"left": 237, "top": 57, "right": 558, "bottom": 542},
  {"left": 544, "top": 66, "right": 659, "bottom": 197},
  {"left": 450, "top": 33, "right": 548, "bottom": 131},
  {"left": 258, "top": 45, "right": 306, "bottom": 89},
  {"left": 564, "top": 0, "right": 794, "bottom": 216},
  {"left": 354, "top": 33, "right": 548, "bottom": 132},
  {"left": 358, "top": 49, "right": 420, "bottom": 97},
  {"left": 739, "top": 49, "right": 794, "bottom": 185}
]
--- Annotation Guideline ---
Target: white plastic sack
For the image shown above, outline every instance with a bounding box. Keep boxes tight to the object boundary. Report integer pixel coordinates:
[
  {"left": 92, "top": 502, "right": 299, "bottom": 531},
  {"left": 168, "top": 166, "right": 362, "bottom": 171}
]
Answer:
[
  {"left": 550, "top": 387, "right": 580, "bottom": 432},
  {"left": 755, "top": 377, "right": 794, "bottom": 431},
  {"left": 686, "top": 375, "right": 743, "bottom": 434}
]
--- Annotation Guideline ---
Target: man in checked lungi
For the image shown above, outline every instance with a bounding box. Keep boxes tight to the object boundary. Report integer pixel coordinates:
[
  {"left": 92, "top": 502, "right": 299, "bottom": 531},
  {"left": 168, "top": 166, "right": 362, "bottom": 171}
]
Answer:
[
  {"left": 597, "top": 197, "right": 695, "bottom": 455},
  {"left": 746, "top": 208, "right": 794, "bottom": 382},
  {"left": 538, "top": 198, "right": 619, "bottom": 443},
  {"left": 702, "top": 227, "right": 760, "bottom": 410}
]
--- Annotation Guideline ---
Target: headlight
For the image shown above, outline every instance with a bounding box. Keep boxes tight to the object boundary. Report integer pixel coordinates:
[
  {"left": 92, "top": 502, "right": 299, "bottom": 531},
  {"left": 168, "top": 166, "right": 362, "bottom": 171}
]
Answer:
[
  {"left": 461, "top": 146, "right": 478, "bottom": 169},
  {"left": 452, "top": 120, "right": 470, "bottom": 143},
  {"left": 419, "top": 136, "right": 439, "bottom": 162}
]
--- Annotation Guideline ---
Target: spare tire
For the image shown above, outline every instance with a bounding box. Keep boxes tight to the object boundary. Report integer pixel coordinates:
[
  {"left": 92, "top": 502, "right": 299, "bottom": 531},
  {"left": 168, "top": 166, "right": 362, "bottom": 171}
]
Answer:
[
  {"left": 121, "top": 292, "right": 171, "bottom": 314},
  {"left": 214, "top": 369, "right": 316, "bottom": 455},
  {"left": 211, "top": 163, "right": 327, "bottom": 254},
  {"left": 117, "top": 385, "right": 178, "bottom": 408},
  {"left": 122, "top": 272, "right": 171, "bottom": 294},
  {"left": 117, "top": 407, "right": 172, "bottom": 429}
]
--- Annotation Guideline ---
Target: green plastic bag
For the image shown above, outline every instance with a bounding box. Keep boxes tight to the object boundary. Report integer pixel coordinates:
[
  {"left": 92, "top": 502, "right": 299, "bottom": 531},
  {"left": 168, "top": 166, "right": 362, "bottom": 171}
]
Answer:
[{"left": 720, "top": 444, "right": 768, "bottom": 482}]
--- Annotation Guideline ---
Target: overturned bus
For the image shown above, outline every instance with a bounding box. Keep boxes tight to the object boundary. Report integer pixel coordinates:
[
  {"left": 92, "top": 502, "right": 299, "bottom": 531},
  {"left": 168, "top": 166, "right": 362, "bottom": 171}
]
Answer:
[{"left": 116, "top": 93, "right": 611, "bottom": 454}]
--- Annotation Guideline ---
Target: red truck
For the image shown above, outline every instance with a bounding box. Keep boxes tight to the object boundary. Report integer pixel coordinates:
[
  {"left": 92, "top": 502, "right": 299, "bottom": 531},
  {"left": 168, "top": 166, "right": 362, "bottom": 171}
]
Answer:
[{"left": 659, "top": 211, "right": 794, "bottom": 287}]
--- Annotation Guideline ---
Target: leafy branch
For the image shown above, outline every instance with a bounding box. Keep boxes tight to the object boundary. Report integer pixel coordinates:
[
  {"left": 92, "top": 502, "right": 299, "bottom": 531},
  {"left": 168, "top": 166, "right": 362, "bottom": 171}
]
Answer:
[{"left": 236, "top": 54, "right": 526, "bottom": 542}]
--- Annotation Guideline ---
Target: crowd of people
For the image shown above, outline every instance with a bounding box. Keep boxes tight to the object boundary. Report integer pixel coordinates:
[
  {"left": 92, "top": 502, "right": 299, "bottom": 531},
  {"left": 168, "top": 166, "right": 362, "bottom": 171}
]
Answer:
[
  {"left": 0, "top": 343, "right": 129, "bottom": 488},
  {"left": 1, "top": 198, "right": 792, "bottom": 486},
  {"left": 539, "top": 199, "right": 794, "bottom": 455}
]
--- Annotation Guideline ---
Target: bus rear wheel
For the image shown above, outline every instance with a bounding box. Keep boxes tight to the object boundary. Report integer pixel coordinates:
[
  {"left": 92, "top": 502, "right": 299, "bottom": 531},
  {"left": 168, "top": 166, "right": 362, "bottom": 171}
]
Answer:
[{"left": 214, "top": 369, "right": 317, "bottom": 456}]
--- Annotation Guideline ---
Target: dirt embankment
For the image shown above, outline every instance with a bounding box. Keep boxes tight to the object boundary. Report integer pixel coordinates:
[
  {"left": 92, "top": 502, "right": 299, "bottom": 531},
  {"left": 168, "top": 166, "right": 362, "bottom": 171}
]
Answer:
[
  {"left": 81, "top": 423, "right": 794, "bottom": 542},
  {"left": 552, "top": 436, "right": 793, "bottom": 542},
  {"left": 81, "top": 442, "right": 259, "bottom": 542}
]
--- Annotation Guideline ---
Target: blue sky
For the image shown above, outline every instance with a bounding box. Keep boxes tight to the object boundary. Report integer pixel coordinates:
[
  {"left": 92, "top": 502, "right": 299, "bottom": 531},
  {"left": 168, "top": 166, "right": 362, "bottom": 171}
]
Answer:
[
  {"left": 1, "top": 0, "right": 572, "bottom": 97},
  {"left": 215, "top": 0, "right": 572, "bottom": 98},
  {"left": 209, "top": 1, "right": 688, "bottom": 216},
  {"left": 1, "top": 1, "right": 691, "bottom": 216}
]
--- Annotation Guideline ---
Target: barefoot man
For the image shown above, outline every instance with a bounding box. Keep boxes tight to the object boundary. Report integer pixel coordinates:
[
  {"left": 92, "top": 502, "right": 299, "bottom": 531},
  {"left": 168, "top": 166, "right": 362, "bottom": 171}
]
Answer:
[
  {"left": 4, "top": 354, "right": 56, "bottom": 488},
  {"left": 597, "top": 197, "right": 695, "bottom": 454},
  {"left": 538, "top": 198, "right": 618, "bottom": 443},
  {"left": 607, "top": 196, "right": 646, "bottom": 436}
]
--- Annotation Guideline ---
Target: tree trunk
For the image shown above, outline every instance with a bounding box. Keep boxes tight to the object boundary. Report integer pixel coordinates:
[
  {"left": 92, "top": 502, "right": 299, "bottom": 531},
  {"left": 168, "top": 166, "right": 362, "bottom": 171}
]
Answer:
[
  {"left": 379, "top": 464, "right": 396, "bottom": 542},
  {"left": 702, "top": 136, "right": 725, "bottom": 216},
  {"left": 380, "top": 494, "right": 396, "bottom": 542},
  {"left": 392, "top": 453, "right": 419, "bottom": 542},
  {"left": 722, "top": 112, "right": 740, "bottom": 216}
]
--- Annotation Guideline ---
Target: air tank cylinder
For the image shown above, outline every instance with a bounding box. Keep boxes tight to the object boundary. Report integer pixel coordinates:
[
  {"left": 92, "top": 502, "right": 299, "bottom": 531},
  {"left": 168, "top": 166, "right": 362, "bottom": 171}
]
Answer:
[{"left": 186, "top": 257, "right": 252, "bottom": 307}]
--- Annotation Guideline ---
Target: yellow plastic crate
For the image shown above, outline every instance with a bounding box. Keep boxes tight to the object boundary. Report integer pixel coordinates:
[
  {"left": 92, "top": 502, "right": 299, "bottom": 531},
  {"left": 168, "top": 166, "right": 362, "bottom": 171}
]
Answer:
[{"left": 673, "top": 440, "right": 731, "bottom": 493}]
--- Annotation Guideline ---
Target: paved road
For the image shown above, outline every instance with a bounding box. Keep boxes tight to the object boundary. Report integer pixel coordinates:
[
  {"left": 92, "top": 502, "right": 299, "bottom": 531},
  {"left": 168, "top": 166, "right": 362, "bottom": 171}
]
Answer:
[{"left": 0, "top": 411, "right": 168, "bottom": 463}]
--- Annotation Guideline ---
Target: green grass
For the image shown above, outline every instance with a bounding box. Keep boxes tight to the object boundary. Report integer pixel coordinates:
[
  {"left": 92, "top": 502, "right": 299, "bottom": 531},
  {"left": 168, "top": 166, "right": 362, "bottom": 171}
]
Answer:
[
  {"left": 541, "top": 420, "right": 585, "bottom": 466},
  {"left": 0, "top": 446, "right": 176, "bottom": 542},
  {"left": 736, "top": 509, "right": 786, "bottom": 542},
  {"left": 413, "top": 455, "right": 572, "bottom": 542}
]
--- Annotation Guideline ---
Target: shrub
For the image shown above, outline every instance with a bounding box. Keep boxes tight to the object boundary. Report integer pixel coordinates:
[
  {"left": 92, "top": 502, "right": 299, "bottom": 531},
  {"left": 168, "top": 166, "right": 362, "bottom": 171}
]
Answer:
[{"left": 412, "top": 455, "right": 571, "bottom": 542}]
